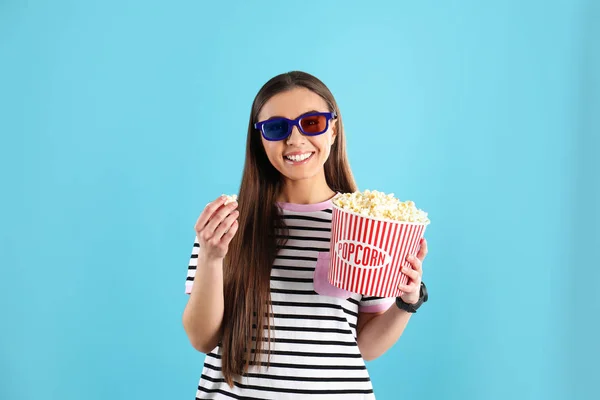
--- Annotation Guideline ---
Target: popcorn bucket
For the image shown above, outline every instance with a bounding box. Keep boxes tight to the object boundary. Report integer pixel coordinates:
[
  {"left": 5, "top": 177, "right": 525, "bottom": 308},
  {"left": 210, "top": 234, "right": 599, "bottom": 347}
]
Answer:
[{"left": 328, "top": 204, "right": 427, "bottom": 297}]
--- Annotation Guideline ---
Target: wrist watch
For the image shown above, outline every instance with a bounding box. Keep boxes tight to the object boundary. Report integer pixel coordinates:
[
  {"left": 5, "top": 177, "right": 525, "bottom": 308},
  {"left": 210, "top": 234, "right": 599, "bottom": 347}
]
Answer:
[{"left": 395, "top": 281, "right": 428, "bottom": 313}]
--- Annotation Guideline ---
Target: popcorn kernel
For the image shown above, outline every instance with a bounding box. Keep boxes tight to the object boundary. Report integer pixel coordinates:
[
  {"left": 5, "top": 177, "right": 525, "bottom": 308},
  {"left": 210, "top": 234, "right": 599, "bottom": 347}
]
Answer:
[{"left": 332, "top": 190, "right": 430, "bottom": 224}]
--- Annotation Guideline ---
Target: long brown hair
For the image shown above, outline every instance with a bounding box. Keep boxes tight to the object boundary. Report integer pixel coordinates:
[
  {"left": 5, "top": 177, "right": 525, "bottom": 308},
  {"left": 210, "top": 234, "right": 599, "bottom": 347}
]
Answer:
[{"left": 220, "top": 71, "right": 358, "bottom": 386}]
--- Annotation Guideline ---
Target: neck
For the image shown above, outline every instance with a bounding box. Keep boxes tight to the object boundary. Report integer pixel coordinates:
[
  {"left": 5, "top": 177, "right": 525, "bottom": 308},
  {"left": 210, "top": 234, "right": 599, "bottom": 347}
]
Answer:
[{"left": 278, "top": 173, "right": 336, "bottom": 204}]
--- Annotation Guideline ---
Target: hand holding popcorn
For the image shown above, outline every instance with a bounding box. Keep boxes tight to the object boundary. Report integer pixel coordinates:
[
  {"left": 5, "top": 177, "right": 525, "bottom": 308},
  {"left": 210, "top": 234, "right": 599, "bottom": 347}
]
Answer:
[
  {"left": 398, "top": 238, "right": 428, "bottom": 304},
  {"left": 194, "top": 194, "right": 239, "bottom": 261}
]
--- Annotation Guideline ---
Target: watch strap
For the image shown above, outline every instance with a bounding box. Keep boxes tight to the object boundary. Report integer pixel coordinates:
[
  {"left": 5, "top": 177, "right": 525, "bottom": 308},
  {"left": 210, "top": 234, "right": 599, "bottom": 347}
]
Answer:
[{"left": 395, "top": 281, "right": 428, "bottom": 313}]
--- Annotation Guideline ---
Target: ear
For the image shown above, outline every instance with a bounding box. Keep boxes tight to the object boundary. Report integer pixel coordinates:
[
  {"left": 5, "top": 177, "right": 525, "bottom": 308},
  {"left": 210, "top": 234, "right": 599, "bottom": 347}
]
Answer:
[{"left": 331, "top": 119, "right": 338, "bottom": 146}]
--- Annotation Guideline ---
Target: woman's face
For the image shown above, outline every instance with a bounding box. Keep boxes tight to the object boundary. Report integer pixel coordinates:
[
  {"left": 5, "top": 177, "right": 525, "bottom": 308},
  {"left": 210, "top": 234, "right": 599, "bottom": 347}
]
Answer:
[{"left": 258, "top": 87, "right": 337, "bottom": 184}]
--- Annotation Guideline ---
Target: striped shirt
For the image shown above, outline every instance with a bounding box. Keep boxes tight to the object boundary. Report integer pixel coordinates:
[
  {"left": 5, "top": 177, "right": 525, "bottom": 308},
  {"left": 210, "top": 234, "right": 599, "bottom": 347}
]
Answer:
[{"left": 185, "top": 199, "right": 395, "bottom": 399}]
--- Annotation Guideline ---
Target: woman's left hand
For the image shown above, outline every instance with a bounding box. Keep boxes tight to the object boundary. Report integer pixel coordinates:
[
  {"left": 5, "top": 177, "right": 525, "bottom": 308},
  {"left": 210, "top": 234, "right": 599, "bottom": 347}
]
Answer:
[{"left": 397, "top": 238, "right": 428, "bottom": 305}]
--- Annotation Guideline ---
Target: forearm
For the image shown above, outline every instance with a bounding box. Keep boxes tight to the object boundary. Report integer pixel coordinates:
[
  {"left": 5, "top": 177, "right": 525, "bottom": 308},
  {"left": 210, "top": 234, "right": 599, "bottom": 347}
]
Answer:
[
  {"left": 182, "top": 255, "right": 225, "bottom": 353},
  {"left": 357, "top": 305, "right": 412, "bottom": 361}
]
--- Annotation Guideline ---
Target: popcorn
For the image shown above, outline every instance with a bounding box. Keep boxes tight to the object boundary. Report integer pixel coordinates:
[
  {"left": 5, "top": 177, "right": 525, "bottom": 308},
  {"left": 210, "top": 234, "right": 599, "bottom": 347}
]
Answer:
[
  {"left": 332, "top": 190, "right": 430, "bottom": 225},
  {"left": 223, "top": 194, "right": 238, "bottom": 205}
]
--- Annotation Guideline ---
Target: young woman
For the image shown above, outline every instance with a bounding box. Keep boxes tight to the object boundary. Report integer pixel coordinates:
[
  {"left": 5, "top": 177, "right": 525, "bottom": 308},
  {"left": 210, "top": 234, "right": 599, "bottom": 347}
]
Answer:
[{"left": 182, "top": 71, "right": 428, "bottom": 399}]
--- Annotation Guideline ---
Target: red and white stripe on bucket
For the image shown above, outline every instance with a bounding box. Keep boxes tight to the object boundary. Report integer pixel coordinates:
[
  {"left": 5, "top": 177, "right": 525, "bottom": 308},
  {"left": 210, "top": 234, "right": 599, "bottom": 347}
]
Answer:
[{"left": 328, "top": 205, "right": 427, "bottom": 297}]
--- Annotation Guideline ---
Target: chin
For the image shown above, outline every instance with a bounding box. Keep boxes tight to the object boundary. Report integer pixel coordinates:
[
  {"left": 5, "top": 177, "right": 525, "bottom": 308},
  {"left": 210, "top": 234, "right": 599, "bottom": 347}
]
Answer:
[{"left": 276, "top": 167, "right": 319, "bottom": 182}]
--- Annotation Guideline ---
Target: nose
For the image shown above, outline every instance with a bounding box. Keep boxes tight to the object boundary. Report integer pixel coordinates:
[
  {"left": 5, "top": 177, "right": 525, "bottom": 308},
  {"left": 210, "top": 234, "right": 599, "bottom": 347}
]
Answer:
[{"left": 286, "top": 125, "right": 306, "bottom": 146}]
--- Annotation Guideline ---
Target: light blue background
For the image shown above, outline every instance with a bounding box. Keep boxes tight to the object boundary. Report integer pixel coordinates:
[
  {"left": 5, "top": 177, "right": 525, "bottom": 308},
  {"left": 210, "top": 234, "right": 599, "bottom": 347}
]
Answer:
[{"left": 1, "top": 1, "right": 598, "bottom": 399}]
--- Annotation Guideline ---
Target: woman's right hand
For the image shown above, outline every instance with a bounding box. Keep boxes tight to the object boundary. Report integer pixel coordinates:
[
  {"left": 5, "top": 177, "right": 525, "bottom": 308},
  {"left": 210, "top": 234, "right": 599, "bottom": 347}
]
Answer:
[{"left": 194, "top": 195, "right": 240, "bottom": 261}]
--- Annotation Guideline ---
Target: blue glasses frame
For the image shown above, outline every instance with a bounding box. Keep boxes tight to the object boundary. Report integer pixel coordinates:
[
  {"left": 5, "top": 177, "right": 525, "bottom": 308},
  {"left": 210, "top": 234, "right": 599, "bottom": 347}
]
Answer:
[{"left": 254, "top": 111, "right": 337, "bottom": 141}]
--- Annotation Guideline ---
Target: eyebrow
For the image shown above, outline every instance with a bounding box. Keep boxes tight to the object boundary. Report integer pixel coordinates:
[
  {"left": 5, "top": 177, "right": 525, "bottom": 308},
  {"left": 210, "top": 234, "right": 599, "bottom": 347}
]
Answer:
[{"left": 265, "top": 110, "right": 323, "bottom": 121}]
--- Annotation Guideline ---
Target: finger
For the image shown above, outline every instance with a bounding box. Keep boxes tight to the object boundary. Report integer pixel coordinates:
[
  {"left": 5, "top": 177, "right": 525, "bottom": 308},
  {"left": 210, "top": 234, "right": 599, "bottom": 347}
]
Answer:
[
  {"left": 401, "top": 265, "right": 420, "bottom": 282},
  {"left": 213, "top": 210, "right": 239, "bottom": 240},
  {"left": 203, "top": 201, "right": 239, "bottom": 235},
  {"left": 221, "top": 220, "right": 239, "bottom": 246},
  {"left": 406, "top": 254, "right": 423, "bottom": 275},
  {"left": 398, "top": 282, "right": 419, "bottom": 293},
  {"left": 195, "top": 196, "right": 228, "bottom": 232},
  {"left": 417, "top": 238, "right": 428, "bottom": 261}
]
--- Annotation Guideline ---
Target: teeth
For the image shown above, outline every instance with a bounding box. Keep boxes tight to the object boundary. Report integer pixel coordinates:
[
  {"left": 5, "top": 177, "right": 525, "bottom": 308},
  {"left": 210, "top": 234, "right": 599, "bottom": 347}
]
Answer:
[{"left": 285, "top": 152, "right": 312, "bottom": 162}]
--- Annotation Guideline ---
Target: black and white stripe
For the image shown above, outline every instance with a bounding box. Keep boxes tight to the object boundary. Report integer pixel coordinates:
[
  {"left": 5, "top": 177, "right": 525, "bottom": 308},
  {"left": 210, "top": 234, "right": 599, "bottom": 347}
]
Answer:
[{"left": 185, "top": 205, "right": 394, "bottom": 399}]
